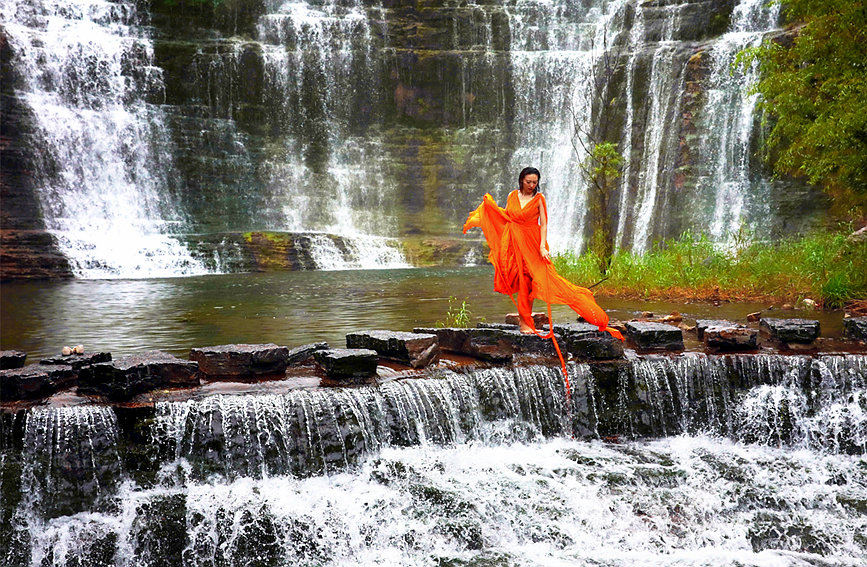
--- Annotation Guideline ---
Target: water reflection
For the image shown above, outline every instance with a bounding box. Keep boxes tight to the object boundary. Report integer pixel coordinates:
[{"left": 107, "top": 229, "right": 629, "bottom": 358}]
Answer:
[{"left": 1, "top": 267, "right": 846, "bottom": 361}]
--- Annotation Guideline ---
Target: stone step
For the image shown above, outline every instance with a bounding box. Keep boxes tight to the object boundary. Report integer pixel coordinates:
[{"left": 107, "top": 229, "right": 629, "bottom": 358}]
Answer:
[
  {"left": 40, "top": 351, "right": 112, "bottom": 371},
  {"left": 760, "top": 317, "right": 820, "bottom": 344},
  {"left": 703, "top": 326, "right": 758, "bottom": 351},
  {"left": 346, "top": 330, "right": 439, "bottom": 368},
  {"left": 624, "top": 321, "right": 684, "bottom": 352},
  {"left": 189, "top": 343, "right": 290, "bottom": 379},
  {"left": 843, "top": 317, "right": 867, "bottom": 340},
  {"left": 78, "top": 351, "right": 200, "bottom": 401},
  {"left": 287, "top": 342, "right": 330, "bottom": 365},
  {"left": 0, "top": 364, "right": 75, "bottom": 401},
  {"left": 551, "top": 322, "right": 625, "bottom": 360},
  {"left": 314, "top": 349, "right": 378, "bottom": 382},
  {"left": 0, "top": 350, "right": 27, "bottom": 370}
]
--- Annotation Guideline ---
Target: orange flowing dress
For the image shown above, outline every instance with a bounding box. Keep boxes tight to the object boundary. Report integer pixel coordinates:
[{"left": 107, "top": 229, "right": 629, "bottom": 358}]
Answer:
[{"left": 464, "top": 191, "right": 623, "bottom": 341}]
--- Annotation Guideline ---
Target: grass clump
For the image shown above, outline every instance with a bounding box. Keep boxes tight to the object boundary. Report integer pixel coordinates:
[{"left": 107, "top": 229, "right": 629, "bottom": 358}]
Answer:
[{"left": 553, "top": 229, "right": 867, "bottom": 308}]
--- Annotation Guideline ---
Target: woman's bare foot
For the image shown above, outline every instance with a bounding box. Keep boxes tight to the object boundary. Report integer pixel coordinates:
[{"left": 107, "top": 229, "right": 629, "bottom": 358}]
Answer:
[{"left": 519, "top": 325, "right": 536, "bottom": 335}]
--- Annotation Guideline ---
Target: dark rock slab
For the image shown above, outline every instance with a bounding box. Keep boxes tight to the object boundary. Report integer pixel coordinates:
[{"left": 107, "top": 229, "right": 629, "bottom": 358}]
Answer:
[
  {"left": 78, "top": 351, "right": 200, "bottom": 401},
  {"left": 624, "top": 321, "right": 684, "bottom": 352},
  {"left": 346, "top": 330, "right": 439, "bottom": 368},
  {"left": 415, "top": 326, "right": 556, "bottom": 361},
  {"left": 703, "top": 326, "right": 758, "bottom": 351},
  {"left": 695, "top": 319, "right": 736, "bottom": 340},
  {"left": 0, "top": 364, "right": 75, "bottom": 401},
  {"left": 287, "top": 342, "right": 329, "bottom": 365},
  {"left": 760, "top": 317, "right": 820, "bottom": 344},
  {"left": 0, "top": 350, "right": 27, "bottom": 370},
  {"left": 189, "top": 343, "right": 289, "bottom": 378},
  {"left": 40, "top": 351, "right": 111, "bottom": 370},
  {"left": 842, "top": 317, "right": 867, "bottom": 340},
  {"left": 552, "top": 322, "right": 624, "bottom": 360},
  {"left": 314, "top": 348, "right": 378, "bottom": 381}
]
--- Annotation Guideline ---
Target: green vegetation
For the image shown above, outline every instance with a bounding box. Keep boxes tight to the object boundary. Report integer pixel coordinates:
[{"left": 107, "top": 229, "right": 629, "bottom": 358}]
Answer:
[
  {"left": 436, "top": 296, "right": 478, "bottom": 328},
  {"left": 584, "top": 141, "right": 624, "bottom": 275},
  {"left": 739, "top": 0, "right": 867, "bottom": 217},
  {"left": 552, "top": 228, "right": 867, "bottom": 308}
]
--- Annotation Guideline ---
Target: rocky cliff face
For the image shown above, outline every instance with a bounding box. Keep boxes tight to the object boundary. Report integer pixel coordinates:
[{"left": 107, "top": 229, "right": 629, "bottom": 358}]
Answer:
[{"left": 0, "top": 0, "right": 829, "bottom": 279}]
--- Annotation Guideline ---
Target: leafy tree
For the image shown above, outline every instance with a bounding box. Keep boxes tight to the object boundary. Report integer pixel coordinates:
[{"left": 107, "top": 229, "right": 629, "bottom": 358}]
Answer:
[{"left": 741, "top": 0, "right": 867, "bottom": 216}]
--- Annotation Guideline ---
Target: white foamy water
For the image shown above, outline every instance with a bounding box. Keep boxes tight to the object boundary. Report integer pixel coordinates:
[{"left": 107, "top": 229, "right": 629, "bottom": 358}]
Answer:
[{"left": 21, "top": 434, "right": 867, "bottom": 567}]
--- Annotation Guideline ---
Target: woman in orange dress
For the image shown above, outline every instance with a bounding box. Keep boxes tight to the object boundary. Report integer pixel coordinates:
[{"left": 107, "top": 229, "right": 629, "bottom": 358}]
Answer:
[{"left": 463, "top": 167, "right": 623, "bottom": 341}]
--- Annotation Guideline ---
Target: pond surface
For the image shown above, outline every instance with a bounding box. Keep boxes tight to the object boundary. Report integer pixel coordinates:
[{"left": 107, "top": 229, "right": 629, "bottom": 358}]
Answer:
[{"left": 1, "top": 267, "right": 847, "bottom": 361}]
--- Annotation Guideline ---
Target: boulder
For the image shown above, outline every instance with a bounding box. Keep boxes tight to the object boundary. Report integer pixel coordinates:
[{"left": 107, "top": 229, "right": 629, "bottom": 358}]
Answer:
[
  {"left": 842, "top": 317, "right": 867, "bottom": 340},
  {"left": 0, "top": 350, "right": 27, "bottom": 370},
  {"left": 759, "top": 317, "right": 820, "bottom": 344},
  {"left": 314, "top": 348, "right": 378, "bottom": 381},
  {"left": 624, "top": 321, "right": 684, "bottom": 352},
  {"left": 695, "top": 319, "right": 736, "bottom": 340},
  {"left": 287, "top": 342, "right": 330, "bottom": 365},
  {"left": 703, "top": 326, "right": 757, "bottom": 351},
  {"left": 552, "top": 322, "right": 624, "bottom": 360},
  {"left": 0, "top": 364, "right": 75, "bottom": 401},
  {"left": 40, "top": 351, "right": 111, "bottom": 370},
  {"left": 189, "top": 343, "right": 289, "bottom": 378},
  {"left": 346, "top": 330, "right": 439, "bottom": 368},
  {"left": 78, "top": 351, "right": 200, "bottom": 401}
]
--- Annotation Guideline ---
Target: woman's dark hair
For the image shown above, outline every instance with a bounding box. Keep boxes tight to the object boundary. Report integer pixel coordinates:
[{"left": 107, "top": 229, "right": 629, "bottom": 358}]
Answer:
[{"left": 518, "top": 166, "right": 541, "bottom": 194}]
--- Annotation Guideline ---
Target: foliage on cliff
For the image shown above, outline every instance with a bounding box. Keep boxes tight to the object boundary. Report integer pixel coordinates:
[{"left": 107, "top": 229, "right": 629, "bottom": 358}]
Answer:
[{"left": 741, "top": 0, "right": 867, "bottom": 217}]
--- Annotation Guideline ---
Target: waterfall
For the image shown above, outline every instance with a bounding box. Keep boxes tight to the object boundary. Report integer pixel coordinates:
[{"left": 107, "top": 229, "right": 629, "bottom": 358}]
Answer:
[
  {"left": 255, "top": 0, "right": 408, "bottom": 268},
  {"left": 615, "top": 0, "right": 689, "bottom": 253},
  {"left": 1, "top": 0, "right": 212, "bottom": 278},
  {"left": 693, "top": 0, "right": 781, "bottom": 247},
  {"left": 506, "top": 0, "right": 629, "bottom": 253},
  {"left": 2, "top": 355, "right": 866, "bottom": 565}
]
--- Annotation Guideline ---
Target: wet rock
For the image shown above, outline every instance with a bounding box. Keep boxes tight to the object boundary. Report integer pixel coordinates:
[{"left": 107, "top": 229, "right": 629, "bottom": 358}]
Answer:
[
  {"left": 504, "top": 312, "right": 549, "bottom": 328},
  {"left": 842, "top": 317, "right": 867, "bottom": 340},
  {"left": 78, "top": 351, "right": 200, "bottom": 401},
  {"left": 346, "top": 330, "right": 439, "bottom": 368},
  {"left": 313, "top": 348, "right": 378, "bottom": 381},
  {"left": 0, "top": 350, "right": 26, "bottom": 370},
  {"left": 695, "top": 319, "right": 736, "bottom": 340},
  {"left": 624, "top": 321, "right": 685, "bottom": 352},
  {"left": 747, "top": 312, "right": 761, "bottom": 322},
  {"left": 703, "top": 326, "right": 757, "bottom": 351},
  {"left": 0, "top": 364, "right": 75, "bottom": 401},
  {"left": 551, "top": 322, "right": 624, "bottom": 360},
  {"left": 760, "top": 317, "right": 820, "bottom": 344},
  {"left": 416, "top": 326, "right": 558, "bottom": 361},
  {"left": 40, "top": 351, "right": 111, "bottom": 370},
  {"left": 287, "top": 342, "right": 329, "bottom": 365},
  {"left": 189, "top": 343, "right": 290, "bottom": 378}
]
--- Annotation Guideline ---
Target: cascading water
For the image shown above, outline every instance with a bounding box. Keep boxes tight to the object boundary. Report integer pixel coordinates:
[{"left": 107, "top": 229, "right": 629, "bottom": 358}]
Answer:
[
  {"left": 506, "top": 0, "right": 628, "bottom": 253},
  {"left": 2, "top": 355, "right": 866, "bottom": 566},
  {"left": 254, "top": 0, "right": 409, "bottom": 269},
  {"left": 1, "top": 0, "right": 212, "bottom": 278},
  {"left": 616, "top": 0, "right": 689, "bottom": 253},
  {"left": 693, "top": 0, "right": 781, "bottom": 247}
]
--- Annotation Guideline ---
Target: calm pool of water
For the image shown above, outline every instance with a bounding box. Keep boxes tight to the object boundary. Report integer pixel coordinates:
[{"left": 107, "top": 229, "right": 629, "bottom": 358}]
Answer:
[{"left": 1, "top": 267, "right": 846, "bottom": 361}]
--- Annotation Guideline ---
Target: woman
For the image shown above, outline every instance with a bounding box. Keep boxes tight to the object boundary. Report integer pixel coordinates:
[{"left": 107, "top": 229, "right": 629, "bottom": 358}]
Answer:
[{"left": 463, "top": 167, "right": 623, "bottom": 340}]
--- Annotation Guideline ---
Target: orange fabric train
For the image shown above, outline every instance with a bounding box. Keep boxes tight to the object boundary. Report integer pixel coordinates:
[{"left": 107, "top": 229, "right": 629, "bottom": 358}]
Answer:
[{"left": 464, "top": 191, "right": 624, "bottom": 341}]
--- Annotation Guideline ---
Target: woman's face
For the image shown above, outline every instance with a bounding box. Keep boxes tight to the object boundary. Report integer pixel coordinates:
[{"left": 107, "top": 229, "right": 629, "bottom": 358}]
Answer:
[{"left": 521, "top": 174, "right": 539, "bottom": 194}]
